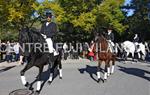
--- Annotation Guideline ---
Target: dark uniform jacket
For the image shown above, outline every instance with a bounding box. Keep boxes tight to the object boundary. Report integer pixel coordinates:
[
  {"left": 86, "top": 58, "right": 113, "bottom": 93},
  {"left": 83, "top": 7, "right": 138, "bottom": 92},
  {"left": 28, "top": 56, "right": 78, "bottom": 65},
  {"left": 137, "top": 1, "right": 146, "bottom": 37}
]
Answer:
[
  {"left": 133, "top": 37, "right": 139, "bottom": 42},
  {"left": 107, "top": 32, "right": 114, "bottom": 42},
  {"left": 40, "top": 22, "right": 57, "bottom": 38}
]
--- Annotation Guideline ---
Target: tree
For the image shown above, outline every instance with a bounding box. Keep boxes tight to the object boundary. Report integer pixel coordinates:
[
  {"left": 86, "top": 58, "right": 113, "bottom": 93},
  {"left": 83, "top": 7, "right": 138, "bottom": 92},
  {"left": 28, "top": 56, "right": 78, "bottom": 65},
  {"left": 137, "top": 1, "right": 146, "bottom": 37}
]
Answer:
[
  {"left": 32, "top": 0, "right": 66, "bottom": 25},
  {"left": 123, "top": 0, "right": 150, "bottom": 41},
  {"left": 95, "top": 0, "right": 127, "bottom": 33},
  {"left": 0, "top": 0, "right": 128, "bottom": 42},
  {"left": 57, "top": 0, "right": 127, "bottom": 42},
  {"left": 59, "top": 0, "right": 127, "bottom": 33},
  {"left": 0, "top": 0, "right": 37, "bottom": 41}
]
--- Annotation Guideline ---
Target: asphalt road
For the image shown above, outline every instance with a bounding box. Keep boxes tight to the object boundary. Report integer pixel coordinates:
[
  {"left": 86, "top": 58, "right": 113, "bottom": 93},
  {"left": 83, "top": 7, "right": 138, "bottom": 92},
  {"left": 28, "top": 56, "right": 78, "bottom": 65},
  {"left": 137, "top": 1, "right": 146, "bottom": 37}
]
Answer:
[{"left": 0, "top": 59, "right": 149, "bottom": 95}]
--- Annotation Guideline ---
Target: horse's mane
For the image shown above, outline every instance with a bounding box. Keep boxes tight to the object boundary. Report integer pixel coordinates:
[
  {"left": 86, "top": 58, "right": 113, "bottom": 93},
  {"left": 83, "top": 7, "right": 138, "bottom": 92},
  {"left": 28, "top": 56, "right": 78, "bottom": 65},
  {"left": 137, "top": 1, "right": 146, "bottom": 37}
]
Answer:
[
  {"left": 96, "top": 33, "right": 109, "bottom": 52},
  {"left": 29, "top": 28, "right": 46, "bottom": 43},
  {"left": 97, "top": 33, "right": 107, "bottom": 43}
]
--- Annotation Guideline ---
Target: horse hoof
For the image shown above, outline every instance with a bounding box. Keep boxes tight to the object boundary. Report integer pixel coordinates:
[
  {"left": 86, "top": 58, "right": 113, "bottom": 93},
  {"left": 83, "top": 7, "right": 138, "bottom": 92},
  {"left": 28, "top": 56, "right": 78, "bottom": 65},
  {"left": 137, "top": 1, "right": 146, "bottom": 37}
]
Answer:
[
  {"left": 59, "top": 77, "right": 62, "bottom": 79},
  {"left": 34, "top": 90, "right": 40, "bottom": 95},
  {"left": 103, "top": 79, "right": 107, "bottom": 83},
  {"left": 47, "top": 81, "right": 52, "bottom": 85},
  {"left": 97, "top": 79, "right": 101, "bottom": 83},
  {"left": 110, "top": 73, "right": 114, "bottom": 75},
  {"left": 29, "top": 86, "right": 34, "bottom": 91},
  {"left": 25, "top": 82, "right": 30, "bottom": 88}
]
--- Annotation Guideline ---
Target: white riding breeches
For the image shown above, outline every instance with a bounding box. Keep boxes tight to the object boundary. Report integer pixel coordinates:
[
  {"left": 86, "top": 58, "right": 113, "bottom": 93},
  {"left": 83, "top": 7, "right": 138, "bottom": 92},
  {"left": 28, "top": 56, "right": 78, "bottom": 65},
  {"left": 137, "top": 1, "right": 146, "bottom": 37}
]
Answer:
[
  {"left": 108, "top": 40, "right": 115, "bottom": 52},
  {"left": 109, "top": 40, "right": 114, "bottom": 47},
  {"left": 46, "top": 38, "right": 54, "bottom": 53}
]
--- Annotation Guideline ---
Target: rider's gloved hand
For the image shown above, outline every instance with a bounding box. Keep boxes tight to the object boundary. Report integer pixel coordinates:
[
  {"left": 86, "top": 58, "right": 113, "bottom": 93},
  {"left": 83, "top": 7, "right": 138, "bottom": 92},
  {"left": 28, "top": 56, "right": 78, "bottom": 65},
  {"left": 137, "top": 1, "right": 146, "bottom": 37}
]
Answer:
[
  {"left": 108, "top": 40, "right": 111, "bottom": 43},
  {"left": 41, "top": 34, "right": 47, "bottom": 39}
]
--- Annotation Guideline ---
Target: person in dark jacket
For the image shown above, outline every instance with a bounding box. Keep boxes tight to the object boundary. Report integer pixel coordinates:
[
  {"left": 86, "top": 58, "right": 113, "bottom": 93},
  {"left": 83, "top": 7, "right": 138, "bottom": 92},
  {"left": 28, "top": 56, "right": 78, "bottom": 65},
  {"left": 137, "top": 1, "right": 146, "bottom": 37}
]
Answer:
[
  {"left": 40, "top": 12, "right": 58, "bottom": 56},
  {"left": 106, "top": 28, "right": 115, "bottom": 53},
  {"left": 133, "top": 34, "right": 139, "bottom": 51},
  {"left": 107, "top": 28, "right": 114, "bottom": 42},
  {"left": 133, "top": 34, "right": 139, "bottom": 43}
]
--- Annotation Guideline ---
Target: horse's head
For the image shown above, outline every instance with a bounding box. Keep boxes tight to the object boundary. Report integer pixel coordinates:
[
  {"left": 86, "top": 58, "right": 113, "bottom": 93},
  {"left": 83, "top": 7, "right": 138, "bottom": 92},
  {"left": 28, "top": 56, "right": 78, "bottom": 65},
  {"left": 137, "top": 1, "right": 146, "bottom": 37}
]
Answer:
[
  {"left": 95, "top": 32, "right": 105, "bottom": 42},
  {"left": 29, "top": 28, "right": 46, "bottom": 43},
  {"left": 98, "top": 32, "right": 107, "bottom": 43},
  {"left": 19, "top": 27, "right": 30, "bottom": 43},
  {"left": 94, "top": 32, "right": 109, "bottom": 52},
  {"left": 19, "top": 26, "right": 45, "bottom": 44}
]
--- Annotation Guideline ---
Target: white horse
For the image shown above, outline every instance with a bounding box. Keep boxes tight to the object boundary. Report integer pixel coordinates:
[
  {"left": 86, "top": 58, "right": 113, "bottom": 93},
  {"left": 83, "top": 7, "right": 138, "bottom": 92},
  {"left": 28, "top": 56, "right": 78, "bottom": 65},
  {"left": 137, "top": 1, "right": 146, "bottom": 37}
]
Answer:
[
  {"left": 120, "top": 41, "right": 146, "bottom": 61},
  {"left": 137, "top": 43, "right": 146, "bottom": 60}
]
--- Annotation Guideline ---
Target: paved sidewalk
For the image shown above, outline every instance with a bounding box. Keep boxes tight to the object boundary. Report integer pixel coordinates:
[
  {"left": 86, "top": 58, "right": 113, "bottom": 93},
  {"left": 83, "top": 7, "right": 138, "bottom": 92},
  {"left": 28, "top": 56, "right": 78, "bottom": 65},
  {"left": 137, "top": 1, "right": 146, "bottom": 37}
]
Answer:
[
  {"left": 0, "top": 60, "right": 149, "bottom": 95},
  {"left": 0, "top": 61, "right": 21, "bottom": 68},
  {"left": 0, "top": 58, "right": 150, "bottom": 68}
]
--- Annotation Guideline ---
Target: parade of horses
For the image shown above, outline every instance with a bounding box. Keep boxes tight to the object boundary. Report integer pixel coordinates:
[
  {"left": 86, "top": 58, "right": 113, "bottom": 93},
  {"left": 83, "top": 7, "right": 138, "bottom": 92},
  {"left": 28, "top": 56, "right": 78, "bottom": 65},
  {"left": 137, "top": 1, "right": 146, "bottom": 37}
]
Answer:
[{"left": 0, "top": 0, "right": 150, "bottom": 95}]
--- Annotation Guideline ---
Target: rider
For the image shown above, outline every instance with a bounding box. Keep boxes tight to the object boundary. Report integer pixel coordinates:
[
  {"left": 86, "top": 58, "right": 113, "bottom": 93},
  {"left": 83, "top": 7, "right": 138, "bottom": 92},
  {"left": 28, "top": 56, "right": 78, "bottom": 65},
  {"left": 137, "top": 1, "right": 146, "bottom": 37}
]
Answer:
[
  {"left": 106, "top": 27, "right": 115, "bottom": 53},
  {"left": 40, "top": 11, "right": 58, "bottom": 56},
  {"left": 133, "top": 33, "right": 139, "bottom": 52}
]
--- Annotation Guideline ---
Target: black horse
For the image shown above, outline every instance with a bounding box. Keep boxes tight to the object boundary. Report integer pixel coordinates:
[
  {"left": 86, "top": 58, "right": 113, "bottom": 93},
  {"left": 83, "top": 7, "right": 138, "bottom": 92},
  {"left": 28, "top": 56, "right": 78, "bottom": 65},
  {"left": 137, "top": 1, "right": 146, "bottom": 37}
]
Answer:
[{"left": 19, "top": 27, "right": 62, "bottom": 95}]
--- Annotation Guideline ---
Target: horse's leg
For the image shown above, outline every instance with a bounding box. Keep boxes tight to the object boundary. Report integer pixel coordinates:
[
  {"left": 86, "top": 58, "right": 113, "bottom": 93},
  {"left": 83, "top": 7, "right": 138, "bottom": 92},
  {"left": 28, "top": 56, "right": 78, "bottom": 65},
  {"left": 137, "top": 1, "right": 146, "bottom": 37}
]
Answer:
[
  {"left": 19, "top": 55, "right": 24, "bottom": 65},
  {"left": 123, "top": 52, "right": 129, "bottom": 64},
  {"left": 107, "top": 60, "right": 111, "bottom": 77},
  {"left": 141, "top": 51, "right": 146, "bottom": 61},
  {"left": 48, "top": 61, "right": 58, "bottom": 84},
  {"left": 58, "top": 60, "right": 62, "bottom": 79},
  {"left": 104, "top": 61, "right": 108, "bottom": 82},
  {"left": 131, "top": 52, "right": 135, "bottom": 63},
  {"left": 97, "top": 60, "right": 101, "bottom": 83},
  {"left": 35, "top": 66, "right": 44, "bottom": 94},
  {"left": 126, "top": 52, "right": 129, "bottom": 60},
  {"left": 111, "top": 59, "right": 115, "bottom": 74},
  {"left": 20, "top": 63, "right": 33, "bottom": 87}
]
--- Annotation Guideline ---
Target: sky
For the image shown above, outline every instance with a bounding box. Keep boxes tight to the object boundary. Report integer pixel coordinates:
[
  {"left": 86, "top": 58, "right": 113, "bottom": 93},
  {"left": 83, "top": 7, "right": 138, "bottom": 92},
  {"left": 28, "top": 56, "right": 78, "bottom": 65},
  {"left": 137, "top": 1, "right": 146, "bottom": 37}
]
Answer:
[
  {"left": 37, "top": 0, "right": 48, "bottom": 2},
  {"left": 37, "top": 0, "right": 134, "bottom": 16},
  {"left": 124, "top": 0, "right": 134, "bottom": 16}
]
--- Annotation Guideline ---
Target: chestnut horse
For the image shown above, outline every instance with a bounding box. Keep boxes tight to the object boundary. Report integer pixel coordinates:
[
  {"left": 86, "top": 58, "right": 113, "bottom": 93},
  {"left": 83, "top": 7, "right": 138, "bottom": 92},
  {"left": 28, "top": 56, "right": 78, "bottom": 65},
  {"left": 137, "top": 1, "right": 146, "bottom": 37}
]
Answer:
[{"left": 95, "top": 33, "right": 116, "bottom": 83}]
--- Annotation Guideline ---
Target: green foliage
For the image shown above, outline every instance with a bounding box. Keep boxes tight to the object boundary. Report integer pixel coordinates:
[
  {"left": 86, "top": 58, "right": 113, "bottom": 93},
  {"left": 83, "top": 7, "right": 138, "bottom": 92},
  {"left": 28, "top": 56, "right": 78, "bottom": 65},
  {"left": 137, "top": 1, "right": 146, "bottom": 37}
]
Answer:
[
  {"left": 59, "top": 0, "right": 127, "bottom": 33},
  {"left": 0, "top": 0, "right": 128, "bottom": 41},
  {"left": 124, "top": 0, "right": 150, "bottom": 41},
  {"left": 96, "top": 0, "right": 127, "bottom": 33},
  {"left": 0, "top": 0, "right": 37, "bottom": 41},
  {"left": 32, "top": 0, "right": 66, "bottom": 25},
  {"left": 0, "top": 30, "right": 19, "bottom": 41},
  {"left": 72, "top": 11, "right": 96, "bottom": 31}
]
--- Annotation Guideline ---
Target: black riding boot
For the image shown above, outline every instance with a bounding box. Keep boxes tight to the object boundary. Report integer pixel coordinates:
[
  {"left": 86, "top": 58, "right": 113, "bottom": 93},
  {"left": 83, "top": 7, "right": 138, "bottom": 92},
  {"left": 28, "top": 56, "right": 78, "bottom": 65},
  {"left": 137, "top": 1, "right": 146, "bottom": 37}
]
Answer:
[
  {"left": 49, "top": 53, "right": 54, "bottom": 60},
  {"left": 48, "top": 53, "right": 54, "bottom": 63}
]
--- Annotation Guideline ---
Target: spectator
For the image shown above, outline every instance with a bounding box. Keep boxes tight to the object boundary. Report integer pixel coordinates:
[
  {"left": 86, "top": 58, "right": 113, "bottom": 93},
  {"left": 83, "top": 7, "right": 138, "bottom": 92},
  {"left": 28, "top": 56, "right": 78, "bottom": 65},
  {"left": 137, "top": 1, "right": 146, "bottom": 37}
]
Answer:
[
  {"left": 88, "top": 41, "right": 95, "bottom": 61},
  {"left": 13, "top": 42, "right": 20, "bottom": 61},
  {"left": 82, "top": 42, "right": 89, "bottom": 58},
  {"left": 63, "top": 42, "right": 69, "bottom": 60},
  {"left": 5, "top": 41, "right": 13, "bottom": 63},
  {"left": 0, "top": 42, "right": 7, "bottom": 61}
]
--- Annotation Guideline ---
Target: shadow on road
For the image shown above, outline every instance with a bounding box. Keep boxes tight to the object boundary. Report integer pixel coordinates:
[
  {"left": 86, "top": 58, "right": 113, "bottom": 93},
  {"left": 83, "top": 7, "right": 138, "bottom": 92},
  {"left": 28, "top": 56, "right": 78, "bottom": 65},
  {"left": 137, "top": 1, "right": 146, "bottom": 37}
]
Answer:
[
  {"left": 118, "top": 65, "right": 150, "bottom": 81},
  {"left": 78, "top": 65, "right": 104, "bottom": 83},
  {"left": 0, "top": 66, "right": 16, "bottom": 73},
  {"left": 28, "top": 67, "right": 59, "bottom": 93}
]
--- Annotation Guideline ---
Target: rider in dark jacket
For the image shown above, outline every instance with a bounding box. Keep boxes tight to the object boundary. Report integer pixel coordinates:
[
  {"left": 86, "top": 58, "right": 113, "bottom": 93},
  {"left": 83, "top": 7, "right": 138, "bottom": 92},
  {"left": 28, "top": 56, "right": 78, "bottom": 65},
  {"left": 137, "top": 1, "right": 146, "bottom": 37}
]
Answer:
[
  {"left": 106, "top": 28, "right": 115, "bottom": 53},
  {"left": 133, "top": 34, "right": 139, "bottom": 51},
  {"left": 40, "top": 12, "right": 57, "bottom": 39},
  {"left": 40, "top": 12, "right": 58, "bottom": 56},
  {"left": 133, "top": 34, "right": 139, "bottom": 43}
]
